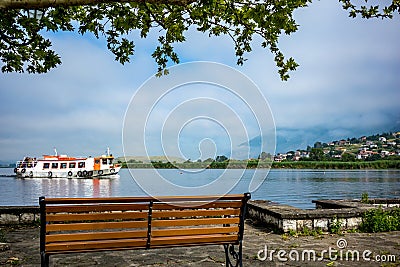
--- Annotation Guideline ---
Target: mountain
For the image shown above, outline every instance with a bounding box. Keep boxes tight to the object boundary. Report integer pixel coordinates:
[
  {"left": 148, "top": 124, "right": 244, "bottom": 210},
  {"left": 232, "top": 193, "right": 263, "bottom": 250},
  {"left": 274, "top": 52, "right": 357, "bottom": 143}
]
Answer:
[{"left": 239, "top": 130, "right": 320, "bottom": 157}]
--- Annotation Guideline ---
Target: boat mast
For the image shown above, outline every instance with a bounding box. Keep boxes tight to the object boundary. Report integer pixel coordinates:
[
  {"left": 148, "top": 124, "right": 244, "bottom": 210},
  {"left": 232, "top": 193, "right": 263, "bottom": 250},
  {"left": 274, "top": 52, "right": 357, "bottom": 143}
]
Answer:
[{"left": 54, "top": 147, "right": 58, "bottom": 156}]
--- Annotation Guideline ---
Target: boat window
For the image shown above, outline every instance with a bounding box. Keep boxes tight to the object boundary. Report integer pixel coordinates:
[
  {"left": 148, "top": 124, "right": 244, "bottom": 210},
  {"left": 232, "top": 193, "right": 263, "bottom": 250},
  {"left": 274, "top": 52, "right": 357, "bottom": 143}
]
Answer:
[
  {"left": 43, "top": 163, "right": 50, "bottom": 169},
  {"left": 108, "top": 159, "right": 113, "bottom": 165},
  {"left": 95, "top": 159, "right": 100, "bottom": 164},
  {"left": 60, "top": 163, "right": 67, "bottom": 169},
  {"left": 69, "top": 162, "right": 76, "bottom": 168},
  {"left": 102, "top": 159, "right": 107, "bottom": 165},
  {"left": 78, "top": 162, "right": 85, "bottom": 168},
  {"left": 52, "top": 163, "right": 58, "bottom": 169}
]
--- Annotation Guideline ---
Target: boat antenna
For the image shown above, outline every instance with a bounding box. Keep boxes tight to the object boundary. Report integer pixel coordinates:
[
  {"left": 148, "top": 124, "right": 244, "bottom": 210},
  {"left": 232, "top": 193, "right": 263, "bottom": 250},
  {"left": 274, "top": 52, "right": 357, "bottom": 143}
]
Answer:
[
  {"left": 107, "top": 147, "right": 110, "bottom": 156},
  {"left": 54, "top": 147, "right": 58, "bottom": 156}
]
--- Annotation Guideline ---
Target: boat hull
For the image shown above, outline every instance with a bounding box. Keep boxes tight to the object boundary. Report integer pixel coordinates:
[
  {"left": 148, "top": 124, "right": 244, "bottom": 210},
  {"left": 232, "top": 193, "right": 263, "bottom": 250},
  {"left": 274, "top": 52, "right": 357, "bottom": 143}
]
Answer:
[{"left": 15, "top": 167, "right": 121, "bottom": 178}]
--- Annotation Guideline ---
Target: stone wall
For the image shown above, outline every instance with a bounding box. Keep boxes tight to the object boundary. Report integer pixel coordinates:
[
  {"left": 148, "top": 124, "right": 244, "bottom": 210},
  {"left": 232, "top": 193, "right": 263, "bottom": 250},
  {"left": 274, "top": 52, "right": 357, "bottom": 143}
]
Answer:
[
  {"left": 0, "top": 206, "right": 40, "bottom": 225},
  {"left": 313, "top": 198, "right": 400, "bottom": 209},
  {"left": 1, "top": 198, "right": 399, "bottom": 229},
  {"left": 247, "top": 198, "right": 400, "bottom": 233}
]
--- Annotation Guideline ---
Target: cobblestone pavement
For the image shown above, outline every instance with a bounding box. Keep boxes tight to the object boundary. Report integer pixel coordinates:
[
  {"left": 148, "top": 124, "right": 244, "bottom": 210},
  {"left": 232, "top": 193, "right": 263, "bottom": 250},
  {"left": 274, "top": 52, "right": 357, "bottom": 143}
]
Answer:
[{"left": 1, "top": 221, "right": 399, "bottom": 266}]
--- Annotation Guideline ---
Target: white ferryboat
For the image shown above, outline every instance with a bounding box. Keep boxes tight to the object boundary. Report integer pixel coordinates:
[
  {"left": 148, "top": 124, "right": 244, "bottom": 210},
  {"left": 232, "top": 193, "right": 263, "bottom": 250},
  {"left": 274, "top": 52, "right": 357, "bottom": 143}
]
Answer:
[{"left": 14, "top": 148, "right": 121, "bottom": 178}]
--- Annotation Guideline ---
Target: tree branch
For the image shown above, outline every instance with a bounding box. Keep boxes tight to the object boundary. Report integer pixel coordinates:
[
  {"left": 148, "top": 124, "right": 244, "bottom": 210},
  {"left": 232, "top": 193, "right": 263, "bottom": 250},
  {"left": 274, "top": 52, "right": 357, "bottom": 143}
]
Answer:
[{"left": 0, "top": 0, "right": 195, "bottom": 9}]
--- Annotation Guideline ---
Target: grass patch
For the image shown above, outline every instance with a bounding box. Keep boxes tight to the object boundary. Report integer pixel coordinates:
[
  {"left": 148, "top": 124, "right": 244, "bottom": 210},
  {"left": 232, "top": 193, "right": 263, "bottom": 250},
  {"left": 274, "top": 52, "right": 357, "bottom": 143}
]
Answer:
[{"left": 283, "top": 227, "right": 323, "bottom": 238}]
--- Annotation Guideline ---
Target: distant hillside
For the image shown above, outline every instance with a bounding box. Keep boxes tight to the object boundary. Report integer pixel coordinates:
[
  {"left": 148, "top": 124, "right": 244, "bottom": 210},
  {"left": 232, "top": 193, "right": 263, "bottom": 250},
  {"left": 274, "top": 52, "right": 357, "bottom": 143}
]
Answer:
[
  {"left": 0, "top": 160, "right": 13, "bottom": 167},
  {"left": 246, "top": 129, "right": 400, "bottom": 155},
  {"left": 115, "top": 155, "right": 186, "bottom": 163}
]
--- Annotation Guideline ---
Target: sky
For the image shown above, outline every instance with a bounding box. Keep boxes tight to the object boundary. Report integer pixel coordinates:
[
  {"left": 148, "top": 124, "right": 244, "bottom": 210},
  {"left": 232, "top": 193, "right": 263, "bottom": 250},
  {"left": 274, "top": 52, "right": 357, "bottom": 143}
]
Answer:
[{"left": 0, "top": 1, "right": 399, "bottom": 163}]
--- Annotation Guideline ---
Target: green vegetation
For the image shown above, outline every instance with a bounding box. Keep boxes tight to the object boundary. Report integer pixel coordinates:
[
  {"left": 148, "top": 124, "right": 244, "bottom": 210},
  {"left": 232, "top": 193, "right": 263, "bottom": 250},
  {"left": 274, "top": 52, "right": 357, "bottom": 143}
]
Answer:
[
  {"left": 271, "top": 160, "right": 400, "bottom": 169},
  {"left": 120, "top": 159, "right": 400, "bottom": 169},
  {"left": 283, "top": 227, "right": 323, "bottom": 238},
  {"left": 329, "top": 216, "right": 343, "bottom": 234},
  {"left": 0, "top": 0, "right": 307, "bottom": 80},
  {"left": 122, "top": 159, "right": 273, "bottom": 169},
  {"left": 3, "top": 1, "right": 398, "bottom": 79},
  {"left": 359, "top": 207, "right": 400, "bottom": 233},
  {"left": 361, "top": 192, "right": 369, "bottom": 204},
  {"left": 0, "top": 228, "right": 6, "bottom": 243}
]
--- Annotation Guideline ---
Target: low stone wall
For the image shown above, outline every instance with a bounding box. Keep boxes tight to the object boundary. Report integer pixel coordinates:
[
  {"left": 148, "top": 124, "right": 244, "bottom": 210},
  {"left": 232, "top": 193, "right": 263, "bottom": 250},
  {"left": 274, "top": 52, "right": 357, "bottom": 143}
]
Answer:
[
  {"left": 247, "top": 198, "right": 400, "bottom": 233},
  {"left": 0, "top": 206, "right": 40, "bottom": 225},
  {"left": 1, "top": 198, "right": 399, "bottom": 229},
  {"left": 313, "top": 198, "right": 400, "bottom": 209}
]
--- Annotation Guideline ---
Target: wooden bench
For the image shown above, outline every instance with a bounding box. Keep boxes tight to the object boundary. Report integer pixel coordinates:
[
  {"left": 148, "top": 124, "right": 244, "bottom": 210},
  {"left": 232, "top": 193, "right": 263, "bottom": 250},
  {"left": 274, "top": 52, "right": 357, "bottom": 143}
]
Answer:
[{"left": 39, "top": 193, "right": 251, "bottom": 267}]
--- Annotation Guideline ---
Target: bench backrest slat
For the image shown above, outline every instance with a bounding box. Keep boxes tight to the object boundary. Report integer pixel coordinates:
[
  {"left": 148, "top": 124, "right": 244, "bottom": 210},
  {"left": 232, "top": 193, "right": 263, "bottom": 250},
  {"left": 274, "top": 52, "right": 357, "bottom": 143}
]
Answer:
[
  {"left": 152, "top": 201, "right": 243, "bottom": 210},
  {"left": 46, "top": 203, "right": 150, "bottom": 213},
  {"left": 46, "top": 238, "right": 148, "bottom": 253},
  {"left": 151, "top": 226, "right": 239, "bottom": 237},
  {"left": 46, "top": 211, "right": 148, "bottom": 222},
  {"left": 150, "top": 234, "right": 239, "bottom": 247},
  {"left": 152, "top": 208, "right": 240, "bottom": 218},
  {"left": 42, "top": 194, "right": 246, "bottom": 204},
  {"left": 46, "top": 230, "right": 148, "bottom": 243},
  {"left": 151, "top": 217, "right": 239, "bottom": 227},
  {"left": 46, "top": 220, "right": 148, "bottom": 232}
]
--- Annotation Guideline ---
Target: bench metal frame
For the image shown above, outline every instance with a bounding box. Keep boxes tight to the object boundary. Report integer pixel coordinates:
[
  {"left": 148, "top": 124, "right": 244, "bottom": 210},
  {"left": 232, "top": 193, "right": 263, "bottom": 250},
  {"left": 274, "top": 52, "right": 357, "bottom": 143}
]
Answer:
[{"left": 40, "top": 193, "right": 251, "bottom": 267}]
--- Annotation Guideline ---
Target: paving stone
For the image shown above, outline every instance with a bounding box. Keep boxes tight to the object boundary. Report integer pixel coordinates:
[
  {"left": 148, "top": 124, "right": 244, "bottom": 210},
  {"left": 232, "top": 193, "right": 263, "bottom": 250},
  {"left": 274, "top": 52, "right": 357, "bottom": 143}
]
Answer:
[{"left": 0, "top": 222, "right": 399, "bottom": 266}]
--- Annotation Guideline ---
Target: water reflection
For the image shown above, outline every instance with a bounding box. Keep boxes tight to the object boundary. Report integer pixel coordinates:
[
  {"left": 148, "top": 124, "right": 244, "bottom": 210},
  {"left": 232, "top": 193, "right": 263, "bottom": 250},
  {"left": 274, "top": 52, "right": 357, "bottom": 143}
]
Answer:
[
  {"left": 36, "top": 177, "right": 118, "bottom": 198},
  {"left": 0, "top": 175, "right": 120, "bottom": 205},
  {"left": 0, "top": 168, "right": 399, "bottom": 208}
]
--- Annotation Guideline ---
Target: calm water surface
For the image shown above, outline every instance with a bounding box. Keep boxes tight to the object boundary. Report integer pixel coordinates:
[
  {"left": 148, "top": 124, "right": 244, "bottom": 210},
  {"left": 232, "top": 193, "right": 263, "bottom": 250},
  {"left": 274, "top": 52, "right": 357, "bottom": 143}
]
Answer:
[{"left": 0, "top": 168, "right": 399, "bottom": 209}]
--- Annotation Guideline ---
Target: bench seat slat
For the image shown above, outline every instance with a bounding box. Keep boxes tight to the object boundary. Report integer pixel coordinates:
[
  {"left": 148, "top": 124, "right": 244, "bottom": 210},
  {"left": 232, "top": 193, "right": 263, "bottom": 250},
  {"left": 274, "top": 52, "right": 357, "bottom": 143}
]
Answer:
[
  {"left": 45, "top": 238, "right": 148, "bottom": 252},
  {"left": 150, "top": 234, "right": 238, "bottom": 247},
  {"left": 151, "top": 217, "right": 239, "bottom": 227},
  {"left": 152, "top": 208, "right": 240, "bottom": 219},
  {"left": 151, "top": 226, "right": 239, "bottom": 237},
  {"left": 46, "top": 220, "right": 148, "bottom": 232},
  {"left": 46, "top": 211, "right": 148, "bottom": 222},
  {"left": 46, "top": 230, "right": 148, "bottom": 243}
]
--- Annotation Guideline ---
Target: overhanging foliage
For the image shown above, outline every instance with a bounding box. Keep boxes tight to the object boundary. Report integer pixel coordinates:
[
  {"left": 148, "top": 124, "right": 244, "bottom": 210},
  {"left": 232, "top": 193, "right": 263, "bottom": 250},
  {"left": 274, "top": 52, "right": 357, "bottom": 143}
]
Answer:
[{"left": 0, "top": 0, "right": 398, "bottom": 79}]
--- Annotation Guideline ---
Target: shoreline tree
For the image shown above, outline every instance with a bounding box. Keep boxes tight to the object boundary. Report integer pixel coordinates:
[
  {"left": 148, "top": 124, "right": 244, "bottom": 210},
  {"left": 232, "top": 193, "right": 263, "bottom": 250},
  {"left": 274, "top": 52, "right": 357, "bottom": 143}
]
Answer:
[{"left": 0, "top": 0, "right": 398, "bottom": 79}]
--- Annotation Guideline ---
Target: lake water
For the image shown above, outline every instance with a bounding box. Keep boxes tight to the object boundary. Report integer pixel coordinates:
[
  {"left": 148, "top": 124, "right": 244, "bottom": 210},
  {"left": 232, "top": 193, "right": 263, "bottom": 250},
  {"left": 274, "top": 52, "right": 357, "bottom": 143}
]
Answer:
[{"left": 0, "top": 168, "right": 399, "bottom": 209}]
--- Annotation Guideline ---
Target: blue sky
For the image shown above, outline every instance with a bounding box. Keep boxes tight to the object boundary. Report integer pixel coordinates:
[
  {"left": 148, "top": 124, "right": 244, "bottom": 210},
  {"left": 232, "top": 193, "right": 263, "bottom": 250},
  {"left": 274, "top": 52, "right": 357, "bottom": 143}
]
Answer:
[{"left": 0, "top": 1, "right": 399, "bottom": 162}]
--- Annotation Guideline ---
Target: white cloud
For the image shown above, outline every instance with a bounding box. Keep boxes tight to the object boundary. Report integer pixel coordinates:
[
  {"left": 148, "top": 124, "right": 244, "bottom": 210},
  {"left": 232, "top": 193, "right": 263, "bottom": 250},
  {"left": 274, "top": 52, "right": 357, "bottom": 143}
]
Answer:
[{"left": 241, "top": 1, "right": 400, "bottom": 133}]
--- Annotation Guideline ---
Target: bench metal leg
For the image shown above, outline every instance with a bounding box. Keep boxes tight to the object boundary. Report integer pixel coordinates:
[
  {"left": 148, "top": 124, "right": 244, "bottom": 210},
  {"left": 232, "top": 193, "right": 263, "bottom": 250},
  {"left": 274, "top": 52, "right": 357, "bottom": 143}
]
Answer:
[
  {"left": 41, "top": 252, "right": 49, "bottom": 267},
  {"left": 223, "top": 242, "right": 243, "bottom": 267}
]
